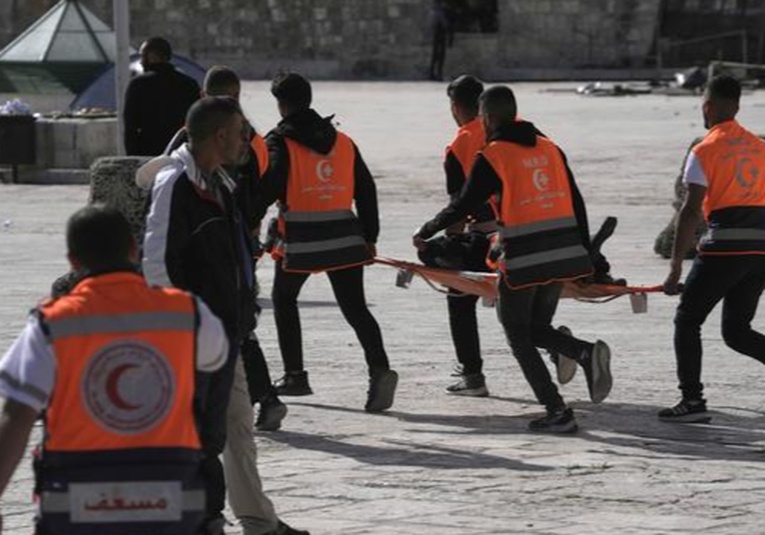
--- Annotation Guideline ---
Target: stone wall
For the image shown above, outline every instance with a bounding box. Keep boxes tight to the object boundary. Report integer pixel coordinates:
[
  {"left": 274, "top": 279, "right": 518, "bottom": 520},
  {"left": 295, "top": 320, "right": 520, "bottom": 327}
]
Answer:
[{"left": 1, "top": 0, "right": 663, "bottom": 80}]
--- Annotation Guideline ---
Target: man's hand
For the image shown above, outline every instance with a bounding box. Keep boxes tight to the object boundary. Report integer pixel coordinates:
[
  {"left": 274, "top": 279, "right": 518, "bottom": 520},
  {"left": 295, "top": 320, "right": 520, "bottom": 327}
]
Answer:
[
  {"left": 663, "top": 260, "right": 683, "bottom": 295},
  {"left": 367, "top": 242, "right": 377, "bottom": 258},
  {"left": 412, "top": 229, "right": 427, "bottom": 251}
]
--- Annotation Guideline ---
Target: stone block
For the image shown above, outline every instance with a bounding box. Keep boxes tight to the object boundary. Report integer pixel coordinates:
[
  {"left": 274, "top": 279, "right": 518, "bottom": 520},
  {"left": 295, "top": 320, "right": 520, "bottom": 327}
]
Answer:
[
  {"left": 89, "top": 157, "right": 152, "bottom": 246},
  {"left": 315, "top": 7, "right": 327, "bottom": 20}
]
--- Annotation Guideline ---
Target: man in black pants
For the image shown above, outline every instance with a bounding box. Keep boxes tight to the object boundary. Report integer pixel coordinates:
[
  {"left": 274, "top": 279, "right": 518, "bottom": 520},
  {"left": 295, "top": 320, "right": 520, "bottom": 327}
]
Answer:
[
  {"left": 418, "top": 75, "right": 494, "bottom": 396},
  {"left": 254, "top": 73, "right": 397, "bottom": 413},
  {"left": 414, "top": 86, "right": 612, "bottom": 433},
  {"left": 661, "top": 75, "right": 765, "bottom": 423}
]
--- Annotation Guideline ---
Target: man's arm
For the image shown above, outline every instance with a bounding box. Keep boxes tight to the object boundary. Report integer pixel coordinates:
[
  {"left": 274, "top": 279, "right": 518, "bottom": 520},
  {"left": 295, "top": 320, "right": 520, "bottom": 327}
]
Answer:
[
  {"left": 558, "top": 149, "right": 593, "bottom": 252},
  {"left": 664, "top": 184, "right": 706, "bottom": 294},
  {"left": 251, "top": 134, "right": 289, "bottom": 222},
  {"left": 123, "top": 79, "right": 142, "bottom": 156},
  {"left": 414, "top": 154, "right": 501, "bottom": 247},
  {"left": 352, "top": 144, "right": 380, "bottom": 245},
  {"left": 0, "top": 399, "right": 38, "bottom": 497},
  {"left": 142, "top": 170, "right": 191, "bottom": 288},
  {"left": 444, "top": 149, "right": 468, "bottom": 235},
  {"left": 194, "top": 298, "right": 229, "bottom": 373}
]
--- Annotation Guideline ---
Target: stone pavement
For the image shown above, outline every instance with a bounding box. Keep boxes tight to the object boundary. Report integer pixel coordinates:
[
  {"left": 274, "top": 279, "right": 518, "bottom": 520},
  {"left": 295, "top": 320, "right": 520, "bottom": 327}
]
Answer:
[{"left": 2, "top": 82, "right": 765, "bottom": 534}]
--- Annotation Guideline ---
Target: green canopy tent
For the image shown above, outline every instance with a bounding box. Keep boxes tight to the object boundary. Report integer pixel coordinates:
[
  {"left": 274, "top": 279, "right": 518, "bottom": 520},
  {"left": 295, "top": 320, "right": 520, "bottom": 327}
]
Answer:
[{"left": 0, "top": 0, "right": 118, "bottom": 93}]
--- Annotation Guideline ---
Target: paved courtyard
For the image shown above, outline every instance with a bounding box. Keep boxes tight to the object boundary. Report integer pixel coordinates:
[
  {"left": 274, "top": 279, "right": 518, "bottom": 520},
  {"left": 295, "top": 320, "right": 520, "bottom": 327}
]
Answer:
[{"left": 2, "top": 82, "right": 765, "bottom": 534}]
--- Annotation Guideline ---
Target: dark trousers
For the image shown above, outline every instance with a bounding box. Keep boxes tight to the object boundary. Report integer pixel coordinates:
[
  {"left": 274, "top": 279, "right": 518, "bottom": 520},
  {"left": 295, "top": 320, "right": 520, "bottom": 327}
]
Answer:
[
  {"left": 241, "top": 333, "right": 277, "bottom": 405},
  {"left": 447, "top": 292, "right": 483, "bottom": 375},
  {"left": 272, "top": 260, "right": 390, "bottom": 375},
  {"left": 430, "top": 29, "right": 447, "bottom": 80},
  {"left": 674, "top": 254, "right": 765, "bottom": 400},
  {"left": 497, "top": 280, "right": 592, "bottom": 411},
  {"left": 195, "top": 346, "right": 238, "bottom": 518}
]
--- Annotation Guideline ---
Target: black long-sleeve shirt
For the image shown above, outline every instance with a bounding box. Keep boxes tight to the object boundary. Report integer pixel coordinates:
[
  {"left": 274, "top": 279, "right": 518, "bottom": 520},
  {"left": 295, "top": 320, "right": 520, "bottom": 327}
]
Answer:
[
  {"left": 420, "top": 121, "right": 592, "bottom": 252},
  {"left": 253, "top": 108, "right": 380, "bottom": 243}
]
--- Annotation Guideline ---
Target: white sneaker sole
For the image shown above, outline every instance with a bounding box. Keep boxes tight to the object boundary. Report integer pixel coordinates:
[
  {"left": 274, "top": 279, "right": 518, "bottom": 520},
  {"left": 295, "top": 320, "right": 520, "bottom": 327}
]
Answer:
[
  {"left": 590, "top": 340, "right": 613, "bottom": 403},
  {"left": 553, "top": 326, "right": 577, "bottom": 385}
]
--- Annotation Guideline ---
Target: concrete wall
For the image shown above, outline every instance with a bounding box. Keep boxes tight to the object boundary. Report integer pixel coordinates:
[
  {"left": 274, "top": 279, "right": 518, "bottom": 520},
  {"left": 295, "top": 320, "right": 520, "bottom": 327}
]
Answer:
[{"left": 0, "top": 0, "right": 662, "bottom": 80}]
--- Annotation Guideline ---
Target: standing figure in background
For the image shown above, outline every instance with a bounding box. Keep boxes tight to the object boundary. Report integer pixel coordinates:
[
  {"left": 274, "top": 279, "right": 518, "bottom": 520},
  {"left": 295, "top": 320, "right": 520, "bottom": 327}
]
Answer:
[
  {"left": 124, "top": 36, "right": 199, "bottom": 156},
  {"left": 429, "top": 0, "right": 453, "bottom": 81}
]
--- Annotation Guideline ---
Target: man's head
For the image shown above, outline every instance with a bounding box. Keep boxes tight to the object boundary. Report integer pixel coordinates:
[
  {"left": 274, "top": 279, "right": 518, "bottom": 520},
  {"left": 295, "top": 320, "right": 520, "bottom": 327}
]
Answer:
[
  {"left": 447, "top": 75, "right": 484, "bottom": 126},
  {"left": 478, "top": 85, "right": 517, "bottom": 136},
  {"left": 702, "top": 75, "right": 740, "bottom": 129},
  {"left": 203, "top": 66, "right": 241, "bottom": 101},
  {"left": 271, "top": 72, "right": 312, "bottom": 118},
  {"left": 67, "top": 205, "right": 136, "bottom": 271},
  {"left": 139, "top": 37, "right": 172, "bottom": 68},
  {"left": 186, "top": 96, "right": 246, "bottom": 168}
]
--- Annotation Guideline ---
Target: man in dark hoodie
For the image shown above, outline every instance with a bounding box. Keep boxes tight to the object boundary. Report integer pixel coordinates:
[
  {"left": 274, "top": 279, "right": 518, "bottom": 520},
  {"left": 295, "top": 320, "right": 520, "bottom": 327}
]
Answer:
[
  {"left": 123, "top": 37, "right": 200, "bottom": 156},
  {"left": 253, "top": 72, "right": 397, "bottom": 413},
  {"left": 414, "top": 86, "right": 613, "bottom": 433}
]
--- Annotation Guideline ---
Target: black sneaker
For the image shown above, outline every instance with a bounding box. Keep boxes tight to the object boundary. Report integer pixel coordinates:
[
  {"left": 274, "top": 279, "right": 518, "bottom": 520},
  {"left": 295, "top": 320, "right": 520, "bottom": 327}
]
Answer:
[
  {"left": 364, "top": 369, "right": 398, "bottom": 413},
  {"left": 255, "top": 396, "right": 288, "bottom": 431},
  {"left": 580, "top": 340, "right": 612, "bottom": 403},
  {"left": 273, "top": 371, "right": 313, "bottom": 396},
  {"left": 548, "top": 325, "right": 577, "bottom": 385},
  {"left": 199, "top": 514, "right": 229, "bottom": 535},
  {"left": 263, "top": 520, "right": 310, "bottom": 535},
  {"left": 528, "top": 407, "right": 578, "bottom": 434},
  {"left": 445, "top": 372, "right": 489, "bottom": 397},
  {"left": 658, "top": 398, "right": 711, "bottom": 423}
]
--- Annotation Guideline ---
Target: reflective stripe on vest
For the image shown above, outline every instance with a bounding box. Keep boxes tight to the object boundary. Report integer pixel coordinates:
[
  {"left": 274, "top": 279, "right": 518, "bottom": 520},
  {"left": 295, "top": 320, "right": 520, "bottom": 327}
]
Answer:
[
  {"left": 280, "top": 133, "right": 372, "bottom": 272},
  {"left": 46, "top": 311, "right": 195, "bottom": 340},
  {"left": 482, "top": 137, "right": 592, "bottom": 288},
  {"left": 692, "top": 121, "right": 765, "bottom": 255}
]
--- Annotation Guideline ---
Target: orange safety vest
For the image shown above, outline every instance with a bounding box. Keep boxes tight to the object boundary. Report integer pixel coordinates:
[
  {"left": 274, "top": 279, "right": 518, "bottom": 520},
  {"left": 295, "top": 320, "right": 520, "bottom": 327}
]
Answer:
[
  {"left": 482, "top": 136, "right": 593, "bottom": 289},
  {"left": 36, "top": 272, "right": 204, "bottom": 535},
  {"left": 446, "top": 118, "right": 499, "bottom": 226},
  {"left": 692, "top": 120, "right": 765, "bottom": 255},
  {"left": 275, "top": 131, "right": 372, "bottom": 272},
  {"left": 251, "top": 133, "right": 269, "bottom": 177}
]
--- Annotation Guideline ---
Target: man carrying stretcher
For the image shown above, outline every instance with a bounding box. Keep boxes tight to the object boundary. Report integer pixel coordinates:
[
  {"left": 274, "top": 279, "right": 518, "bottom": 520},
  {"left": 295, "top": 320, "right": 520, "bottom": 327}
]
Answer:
[{"left": 413, "top": 85, "right": 613, "bottom": 433}]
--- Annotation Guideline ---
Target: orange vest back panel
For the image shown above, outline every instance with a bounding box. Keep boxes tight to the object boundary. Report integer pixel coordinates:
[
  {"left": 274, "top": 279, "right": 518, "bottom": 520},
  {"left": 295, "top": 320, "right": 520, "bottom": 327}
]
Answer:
[{"left": 41, "top": 273, "right": 200, "bottom": 453}]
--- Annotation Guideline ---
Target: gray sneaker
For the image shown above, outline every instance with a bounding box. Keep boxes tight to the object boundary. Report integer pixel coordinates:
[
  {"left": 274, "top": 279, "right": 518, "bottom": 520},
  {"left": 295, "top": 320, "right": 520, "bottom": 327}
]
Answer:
[
  {"left": 580, "top": 340, "right": 612, "bottom": 403},
  {"left": 548, "top": 325, "right": 577, "bottom": 385},
  {"left": 445, "top": 373, "right": 489, "bottom": 397}
]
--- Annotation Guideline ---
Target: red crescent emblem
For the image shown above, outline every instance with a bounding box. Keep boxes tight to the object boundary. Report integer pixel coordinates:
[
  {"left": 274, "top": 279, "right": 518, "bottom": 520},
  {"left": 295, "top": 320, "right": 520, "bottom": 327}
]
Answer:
[{"left": 105, "top": 363, "right": 141, "bottom": 411}]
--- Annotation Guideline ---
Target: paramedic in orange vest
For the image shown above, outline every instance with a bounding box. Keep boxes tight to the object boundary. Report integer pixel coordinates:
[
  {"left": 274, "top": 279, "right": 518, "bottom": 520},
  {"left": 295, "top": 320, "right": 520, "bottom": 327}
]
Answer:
[
  {"left": 435, "top": 75, "right": 495, "bottom": 396},
  {"left": 253, "top": 72, "right": 398, "bottom": 413},
  {"left": 661, "top": 75, "right": 765, "bottom": 423},
  {"left": 414, "top": 86, "right": 613, "bottom": 433},
  {"left": 0, "top": 205, "right": 228, "bottom": 535}
]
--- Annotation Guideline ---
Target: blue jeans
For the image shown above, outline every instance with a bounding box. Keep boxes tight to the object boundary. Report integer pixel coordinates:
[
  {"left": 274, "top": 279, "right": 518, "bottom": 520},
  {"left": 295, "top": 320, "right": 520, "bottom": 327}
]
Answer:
[{"left": 674, "top": 254, "right": 765, "bottom": 400}]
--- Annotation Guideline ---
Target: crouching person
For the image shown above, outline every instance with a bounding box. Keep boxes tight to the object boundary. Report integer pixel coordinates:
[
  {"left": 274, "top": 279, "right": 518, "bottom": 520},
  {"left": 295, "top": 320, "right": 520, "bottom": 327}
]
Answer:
[{"left": 0, "top": 205, "right": 228, "bottom": 534}]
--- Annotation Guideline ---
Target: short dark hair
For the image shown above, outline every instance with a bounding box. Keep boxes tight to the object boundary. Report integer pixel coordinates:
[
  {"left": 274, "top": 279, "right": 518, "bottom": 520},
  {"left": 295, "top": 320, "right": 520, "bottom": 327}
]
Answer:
[
  {"left": 706, "top": 75, "right": 741, "bottom": 103},
  {"left": 186, "top": 96, "right": 242, "bottom": 144},
  {"left": 447, "top": 75, "right": 484, "bottom": 114},
  {"left": 479, "top": 86, "right": 517, "bottom": 126},
  {"left": 271, "top": 72, "right": 312, "bottom": 110},
  {"left": 67, "top": 205, "right": 133, "bottom": 269},
  {"left": 204, "top": 66, "right": 240, "bottom": 96},
  {"left": 142, "top": 37, "right": 172, "bottom": 62}
]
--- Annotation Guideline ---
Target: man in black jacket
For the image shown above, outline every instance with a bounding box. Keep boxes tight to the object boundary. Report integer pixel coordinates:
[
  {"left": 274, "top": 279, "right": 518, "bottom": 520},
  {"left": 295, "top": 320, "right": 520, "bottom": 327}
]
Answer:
[
  {"left": 141, "top": 97, "right": 307, "bottom": 535},
  {"left": 253, "top": 73, "right": 397, "bottom": 413},
  {"left": 123, "top": 37, "right": 199, "bottom": 156}
]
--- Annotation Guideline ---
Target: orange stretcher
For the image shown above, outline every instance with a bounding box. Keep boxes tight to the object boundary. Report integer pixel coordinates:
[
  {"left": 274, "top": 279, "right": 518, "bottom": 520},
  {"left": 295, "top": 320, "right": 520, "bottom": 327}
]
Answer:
[{"left": 374, "top": 257, "right": 666, "bottom": 313}]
